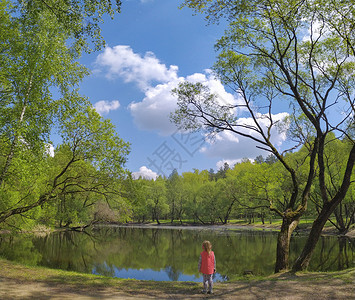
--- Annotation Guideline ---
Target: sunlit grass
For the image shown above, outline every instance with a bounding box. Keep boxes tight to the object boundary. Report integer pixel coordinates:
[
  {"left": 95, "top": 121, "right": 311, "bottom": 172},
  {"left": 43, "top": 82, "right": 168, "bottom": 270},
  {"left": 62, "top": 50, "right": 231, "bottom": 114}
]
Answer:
[
  {"left": 0, "top": 257, "right": 199, "bottom": 293},
  {"left": 1, "top": 257, "right": 353, "bottom": 286}
]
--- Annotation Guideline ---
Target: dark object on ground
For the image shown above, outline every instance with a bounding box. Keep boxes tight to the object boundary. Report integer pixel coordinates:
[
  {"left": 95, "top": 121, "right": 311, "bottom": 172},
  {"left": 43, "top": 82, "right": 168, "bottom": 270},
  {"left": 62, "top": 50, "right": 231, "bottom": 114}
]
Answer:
[{"left": 243, "top": 270, "right": 254, "bottom": 275}]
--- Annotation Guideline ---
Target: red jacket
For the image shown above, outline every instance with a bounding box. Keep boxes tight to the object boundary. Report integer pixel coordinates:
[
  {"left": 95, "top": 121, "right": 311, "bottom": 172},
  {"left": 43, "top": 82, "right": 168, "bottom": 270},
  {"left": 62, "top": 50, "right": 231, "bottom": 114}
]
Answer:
[{"left": 200, "top": 250, "right": 215, "bottom": 275}]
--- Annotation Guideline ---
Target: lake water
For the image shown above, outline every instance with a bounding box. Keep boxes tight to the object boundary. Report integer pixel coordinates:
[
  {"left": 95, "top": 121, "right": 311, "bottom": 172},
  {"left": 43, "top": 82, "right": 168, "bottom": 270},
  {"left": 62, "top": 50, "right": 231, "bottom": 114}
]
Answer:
[{"left": 0, "top": 225, "right": 353, "bottom": 282}]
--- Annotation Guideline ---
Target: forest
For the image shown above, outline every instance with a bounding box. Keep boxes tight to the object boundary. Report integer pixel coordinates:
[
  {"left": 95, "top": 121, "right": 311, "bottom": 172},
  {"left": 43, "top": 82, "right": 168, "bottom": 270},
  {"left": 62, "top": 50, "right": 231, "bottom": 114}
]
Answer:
[{"left": 126, "top": 146, "right": 354, "bottom": 233}]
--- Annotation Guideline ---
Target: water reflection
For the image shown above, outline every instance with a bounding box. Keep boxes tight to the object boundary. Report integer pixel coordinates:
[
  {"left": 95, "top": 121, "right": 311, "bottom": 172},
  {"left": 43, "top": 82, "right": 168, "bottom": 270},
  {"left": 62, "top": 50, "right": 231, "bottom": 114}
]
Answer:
[{"left": 0, "top": 226, "right": 353, "bottom": 281}]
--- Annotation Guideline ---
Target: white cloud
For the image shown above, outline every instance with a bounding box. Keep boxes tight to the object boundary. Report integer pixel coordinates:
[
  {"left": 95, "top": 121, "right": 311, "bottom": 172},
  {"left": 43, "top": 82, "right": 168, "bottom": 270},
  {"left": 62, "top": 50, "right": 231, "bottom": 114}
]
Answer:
[
  {"left": 302, "top": 20, "right": 325, "bottom": 42},
  {"left": 216, "top": 159, "right": 242, "bottom": 170},
  {"left": 186, "top": 70, "right": 242, "bottom": 108},
  {"left": 129, "top": 80, "right": 182, "bottom": 135},
  {"left": 128, "top": 69, "right": 242, "bottom": 136},
  {"left": 95, "top": 45, "right": 178, "bottom": 90},
  {"left": 201, "top": 112, "right": 289, "bottom": 161},
  {"left": 132, "top": 166, "right": 158, "bottom": 180},
  {"left": 94, "top": 100, "right": 120, "bottom": 115}
]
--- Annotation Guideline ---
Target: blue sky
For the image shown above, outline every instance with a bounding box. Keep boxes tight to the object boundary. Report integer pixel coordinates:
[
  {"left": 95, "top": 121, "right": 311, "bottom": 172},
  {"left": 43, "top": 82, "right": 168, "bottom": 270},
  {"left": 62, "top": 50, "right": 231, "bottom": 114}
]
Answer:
[{"left": 78, "top": 0, "right": 288, "bottom": 179}]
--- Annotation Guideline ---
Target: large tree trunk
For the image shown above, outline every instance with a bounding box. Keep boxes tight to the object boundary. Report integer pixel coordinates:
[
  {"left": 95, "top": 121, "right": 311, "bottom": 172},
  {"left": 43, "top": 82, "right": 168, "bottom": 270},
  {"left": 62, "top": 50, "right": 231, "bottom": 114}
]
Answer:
[
  {"left": 333, "top": 204, "right": 346, "bottom": 234},
  {"left": 275, "top": 216, "right": 300, "bottom": 273},
  {"left": 292, "top": 144, "right": 355, "bottom": 271},
  {"left": 292, "top": 204, "right": 334, "bottom": 271}
]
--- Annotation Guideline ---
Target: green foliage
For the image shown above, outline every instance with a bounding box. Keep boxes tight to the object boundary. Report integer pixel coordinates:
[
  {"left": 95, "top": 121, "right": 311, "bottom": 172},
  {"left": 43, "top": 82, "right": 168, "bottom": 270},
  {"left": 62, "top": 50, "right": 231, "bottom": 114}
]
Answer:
[
  {"left": 0, "top": 0, "right": 129, "bottom": 229},
  {"left": 11, "top": 0, "right": 122, "bottom": 53},
  {"left": 166, "top": 169, "right": 184, "bottom": 222},
  {"left": 124, "top": 141, "right": 353, "bottom": 232}
]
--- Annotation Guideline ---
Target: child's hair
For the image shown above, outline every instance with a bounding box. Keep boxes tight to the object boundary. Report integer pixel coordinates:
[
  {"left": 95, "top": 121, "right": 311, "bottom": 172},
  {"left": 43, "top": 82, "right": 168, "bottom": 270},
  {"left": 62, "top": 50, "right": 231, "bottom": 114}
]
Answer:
[{"left": 202, "top": 240, "right": 212, "bottom": 254}]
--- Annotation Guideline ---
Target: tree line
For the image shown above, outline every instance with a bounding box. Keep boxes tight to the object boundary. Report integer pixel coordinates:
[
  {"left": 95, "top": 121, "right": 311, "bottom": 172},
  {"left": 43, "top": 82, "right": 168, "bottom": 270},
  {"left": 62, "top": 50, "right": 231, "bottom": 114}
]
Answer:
[{"left": 126, "top": 141, "right": 354, "bottom": 234}]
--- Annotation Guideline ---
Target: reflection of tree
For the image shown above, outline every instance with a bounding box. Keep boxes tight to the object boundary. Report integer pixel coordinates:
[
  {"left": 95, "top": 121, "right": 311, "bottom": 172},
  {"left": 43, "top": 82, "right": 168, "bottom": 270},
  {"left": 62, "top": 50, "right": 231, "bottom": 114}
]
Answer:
[
  {"left": 308, "top": 236, "right": 354, "bottom": 272},
  {"left": 0, "top": 234, "right": 42, "bottom": 266},
  {"left": 0, "top": 228, "right": 353, "bottom": 280},
  {"left": 93, "top": 262, "right": 115, "bottom": 277},
  {"left": 337, "top": 237, "right": 355, "bottom": 270},
  {"left": 338, "top": 238, "right": 347, "bottom": 270},
  {"left": 313, "top": 237, "right": 337, "bottom": 271},
  {"left": 165, "top": 266, "right": 181, "bottom": 281}
]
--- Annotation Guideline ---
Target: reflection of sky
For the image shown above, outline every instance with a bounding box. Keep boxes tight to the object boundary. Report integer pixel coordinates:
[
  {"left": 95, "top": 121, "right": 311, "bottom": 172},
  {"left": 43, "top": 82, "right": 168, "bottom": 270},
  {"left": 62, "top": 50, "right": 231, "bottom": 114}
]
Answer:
[{"left": 92, "top": 264, "right": 225, "bottom": 282}]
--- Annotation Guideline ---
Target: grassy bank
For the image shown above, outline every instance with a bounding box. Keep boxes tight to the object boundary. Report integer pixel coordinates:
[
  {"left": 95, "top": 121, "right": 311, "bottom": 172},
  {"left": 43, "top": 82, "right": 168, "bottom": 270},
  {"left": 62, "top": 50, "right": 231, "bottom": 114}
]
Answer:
[
  {"left": 0, "top": 258, "right": 192, "bottom": 293},
  {"left": 1, "top": 257, "right": 354, "bottom": 291},
  {"left": 1, "top": 258, "right": 354, "bottom": 299}
]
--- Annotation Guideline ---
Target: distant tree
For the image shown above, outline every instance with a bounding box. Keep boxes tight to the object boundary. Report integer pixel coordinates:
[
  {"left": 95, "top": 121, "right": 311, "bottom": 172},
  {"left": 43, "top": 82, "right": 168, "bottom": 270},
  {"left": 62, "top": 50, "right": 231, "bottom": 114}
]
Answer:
[
  {"left": 146, "top": 177, "right": 169, "bottom": 225},
  {"left": 127, "top": 177, "right": 152, "bottom": 223},
  {"left": 181, "top": 170, "right": 209, "bottom": 223},
  {"left": 265, "top": 154, "right": 277, "bottom": 165},
  {"left": 208, "top": 168, "right": 216, "bottom": 181},
  {"left": 309, "top": 136, "right": 355, "bottom": 234},
  {"left": 255, "top": 155, "right": 264, "bottom": 164},
  {"left": 167, "top": 169, "right": 184, "bottom": 223},
  {"left": 197, "top": 181, "right": 220, "bottom": 224},
  {"left": 216, "top": 162, "right": 230, "bottom": 180},
  {"left": 215, "top": 175, "right": 240, "bottom": 224}
]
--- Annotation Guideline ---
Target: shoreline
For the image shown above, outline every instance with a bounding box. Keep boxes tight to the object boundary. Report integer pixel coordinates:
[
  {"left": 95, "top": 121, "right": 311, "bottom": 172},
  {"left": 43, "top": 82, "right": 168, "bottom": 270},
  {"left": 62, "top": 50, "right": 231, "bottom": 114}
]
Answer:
[
  {"left": 2, "top": 221, "right": 354, "bottom": 238},
  {"left": 93, "top": 222, "right": 355, "bottom": 238},
  {"left": 1, "top": 222, "right": 354, "bottom": 240}
]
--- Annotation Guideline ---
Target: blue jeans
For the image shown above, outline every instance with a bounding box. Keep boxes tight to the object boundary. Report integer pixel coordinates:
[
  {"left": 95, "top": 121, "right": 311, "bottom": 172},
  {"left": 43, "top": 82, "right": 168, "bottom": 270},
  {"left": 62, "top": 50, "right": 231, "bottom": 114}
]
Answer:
[{"left": 202, "top": 274, "right": 213, "bottom": 292}]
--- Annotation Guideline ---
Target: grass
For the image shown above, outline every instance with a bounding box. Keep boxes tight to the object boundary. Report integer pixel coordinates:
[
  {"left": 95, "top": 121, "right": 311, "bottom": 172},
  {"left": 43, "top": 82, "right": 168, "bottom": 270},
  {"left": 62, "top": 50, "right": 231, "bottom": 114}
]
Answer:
[
  {"left": 0, "top": 257, "right": 199, "bottom": 293},
  {"left": 1, "top": 257, "right": 354, "bottom": 300},
  {"left": 1, "top": 257, "right": 354, "bottom": 287}
]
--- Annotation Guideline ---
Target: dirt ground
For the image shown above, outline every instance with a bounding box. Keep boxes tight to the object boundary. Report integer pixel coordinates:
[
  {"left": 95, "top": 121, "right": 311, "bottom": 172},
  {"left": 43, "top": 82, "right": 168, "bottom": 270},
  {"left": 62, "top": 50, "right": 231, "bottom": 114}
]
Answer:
[{"left": 0, "top": 273, "right": 354, "bottom": 300}]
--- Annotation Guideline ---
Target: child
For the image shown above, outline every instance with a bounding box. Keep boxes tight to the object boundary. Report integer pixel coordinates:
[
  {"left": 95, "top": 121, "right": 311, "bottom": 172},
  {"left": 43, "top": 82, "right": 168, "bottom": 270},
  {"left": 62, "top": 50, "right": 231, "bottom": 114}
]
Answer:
[{"left": 198, "top": 240, "right": 216, "bottom": 294}]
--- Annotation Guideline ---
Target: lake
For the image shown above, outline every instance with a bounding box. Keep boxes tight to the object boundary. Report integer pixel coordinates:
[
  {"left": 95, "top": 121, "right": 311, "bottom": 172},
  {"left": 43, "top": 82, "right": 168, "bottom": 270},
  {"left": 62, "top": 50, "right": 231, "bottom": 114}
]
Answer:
[{"left": 0, "top": 225, "right": 353, "bottom": 282}]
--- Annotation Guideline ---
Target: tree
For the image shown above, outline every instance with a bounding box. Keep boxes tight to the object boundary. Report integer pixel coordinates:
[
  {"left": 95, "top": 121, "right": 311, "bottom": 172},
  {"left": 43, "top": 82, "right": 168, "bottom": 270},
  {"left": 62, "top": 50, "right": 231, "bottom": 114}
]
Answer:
[
  {"left": 166, "top": 169, "right": 184, "bottom": 223},
  {"left": 180, "top": 170, "right": 209, "bottom": 223},
  {"left": 0, "top": 0, "right": 122, "bottom": 188},
  {"left": 0, "top": 104, "right": 130, "bottom": 225},
  {"left": 265, "top": 154, "right": 277, "bottom": 165},
  {"left": 309, "top": 135, "right": 355, "bottom": 234},
  {"left": 0, "top": 0, "right": 126, "bottom": 228},
  {"left": 0, "top": 3, "right": 85, "bottom": 189},
  {"left": 226, "top": 160, "right": 285, "bottom": 224},
  {"left": 197, "top": 180, "right": 219, "bottom": 224},
  {"left": 122, "top": 174, "right": 150, "bottom": 223},
  {"left": 173, "top": 0, "right": 355, "bottom": 272},
  {"left": 14, "top": 0, "right": 122, "bottom": 52},
  {"left": 215, "top": 162, "right": 230, "bottom": 180},
  {"left": 146, "top": 177, "right": 169, "bottom": 225},
  {"left": 255, "top": 155, "right": 264, "bottom": 164},
  {"left": 215, "top": 175, "right": 240, "bottom": 224}
]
